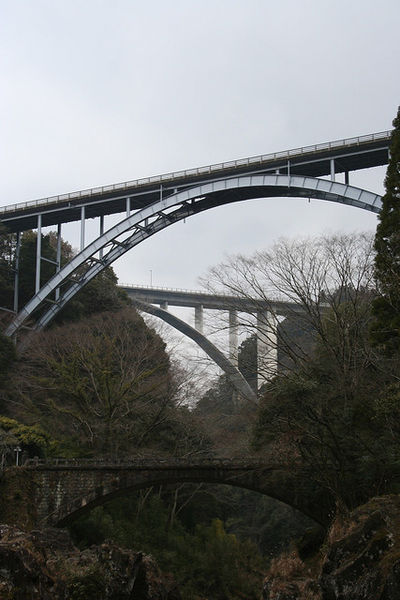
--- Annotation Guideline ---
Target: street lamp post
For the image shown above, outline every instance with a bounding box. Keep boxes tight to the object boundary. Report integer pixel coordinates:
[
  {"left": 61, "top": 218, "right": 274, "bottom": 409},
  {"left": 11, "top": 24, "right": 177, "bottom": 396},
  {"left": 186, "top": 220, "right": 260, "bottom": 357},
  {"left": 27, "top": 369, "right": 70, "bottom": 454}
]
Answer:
[{"left": 14, "top": 446, "right": 22, "bottom": 466}]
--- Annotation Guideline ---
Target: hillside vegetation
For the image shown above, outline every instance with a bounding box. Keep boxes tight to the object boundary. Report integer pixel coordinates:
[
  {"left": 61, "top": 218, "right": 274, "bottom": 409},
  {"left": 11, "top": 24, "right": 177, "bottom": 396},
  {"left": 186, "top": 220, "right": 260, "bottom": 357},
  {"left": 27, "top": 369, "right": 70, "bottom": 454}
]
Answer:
[{"left": 1, "top": 106, "right": 400, "bottom": 600}]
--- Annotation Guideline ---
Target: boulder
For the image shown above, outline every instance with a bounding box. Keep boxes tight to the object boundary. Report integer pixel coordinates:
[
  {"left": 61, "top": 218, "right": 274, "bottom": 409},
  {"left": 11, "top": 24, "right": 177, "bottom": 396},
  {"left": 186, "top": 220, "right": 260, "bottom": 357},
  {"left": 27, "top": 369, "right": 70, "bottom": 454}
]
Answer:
[
  {"left": 0, "top": 524, "right": 181, "bottom": 599},
  {"left": 262, "top": 495, "right": 400, "bottom": 600}
]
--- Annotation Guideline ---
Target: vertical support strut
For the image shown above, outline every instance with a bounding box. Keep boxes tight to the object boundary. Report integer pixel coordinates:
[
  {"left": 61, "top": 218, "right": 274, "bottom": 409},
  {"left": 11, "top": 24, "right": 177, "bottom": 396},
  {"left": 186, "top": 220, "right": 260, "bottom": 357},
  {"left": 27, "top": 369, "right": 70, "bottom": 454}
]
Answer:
[
  {"left": 256, "top": 310, "right": 278, "bottom": 389},
  {"left": 194, "top": 305, "right": 204, "bottom": 334},
  {"left": 13, "top": 232, "right": 21, "bottom": 313},
  {"left": 55, "top": 223, "right": 62, "bottom": 301},
  {"left": 80, "top": 206, "right": 85, "bottom": 251},
  {"left": 229, "top": 310, "right": 238, "bottom": 367},
  {"left": 160, "top": 301, "right": 168, "bottom": 310},
  {"left": 35, "top": 215, "right": 42, "bottom": 294},
  {"left": 126, "top": 197, "right": 131, "bottom": 218},
  {"left": 345, "top": 171, "right": 349, "bottom": 185},
  {"left": 330, "top": 159, "right": 335, "bottom": 182},
  {"left": 99, "top": 215, "right": 104, "bottom": 260}
]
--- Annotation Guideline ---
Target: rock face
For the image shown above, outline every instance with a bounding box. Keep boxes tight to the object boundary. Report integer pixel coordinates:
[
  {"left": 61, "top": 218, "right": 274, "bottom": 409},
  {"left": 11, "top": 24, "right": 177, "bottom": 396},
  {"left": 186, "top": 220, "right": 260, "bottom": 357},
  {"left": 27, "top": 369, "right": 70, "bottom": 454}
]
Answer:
[
  {"left": 262, "top": 495, "right": 400, "bottom": 600},
  {"left": 0, "top": 524, "right": 181, "bottom": 600}
]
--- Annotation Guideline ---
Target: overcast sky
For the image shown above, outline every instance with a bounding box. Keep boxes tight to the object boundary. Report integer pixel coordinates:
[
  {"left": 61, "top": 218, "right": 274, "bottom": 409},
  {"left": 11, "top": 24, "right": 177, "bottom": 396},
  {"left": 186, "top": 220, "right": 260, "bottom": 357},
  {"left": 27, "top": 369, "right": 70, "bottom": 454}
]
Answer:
[{"left": 1, "top": 0, "right": 399, "bottom": 295}]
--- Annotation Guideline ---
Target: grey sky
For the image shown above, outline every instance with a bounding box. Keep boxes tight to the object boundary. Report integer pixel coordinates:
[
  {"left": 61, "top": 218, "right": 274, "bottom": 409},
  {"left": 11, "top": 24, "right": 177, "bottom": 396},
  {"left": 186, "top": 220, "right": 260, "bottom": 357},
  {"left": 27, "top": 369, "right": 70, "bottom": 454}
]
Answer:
[{"left": 1, "top": 0, "right": 399, "bottom": 291}]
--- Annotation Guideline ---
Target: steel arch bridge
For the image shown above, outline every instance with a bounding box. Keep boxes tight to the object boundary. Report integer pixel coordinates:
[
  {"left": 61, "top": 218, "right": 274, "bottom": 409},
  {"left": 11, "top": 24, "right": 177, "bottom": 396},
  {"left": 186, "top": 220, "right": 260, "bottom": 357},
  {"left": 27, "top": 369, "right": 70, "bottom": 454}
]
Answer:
[{"left": 0, "top": 131, "right": 389, "bottom": 400}]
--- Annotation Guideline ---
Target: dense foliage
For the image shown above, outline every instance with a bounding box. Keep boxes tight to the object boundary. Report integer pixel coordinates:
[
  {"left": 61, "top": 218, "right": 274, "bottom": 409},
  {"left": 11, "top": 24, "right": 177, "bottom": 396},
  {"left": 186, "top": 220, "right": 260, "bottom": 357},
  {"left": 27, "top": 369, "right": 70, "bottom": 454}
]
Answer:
[
  {"left": 372, "top": 106, "right": 400, "bottom": 354},
  {"left": 0, "top": 332, "right": 15, "bottom": 386},
  {"left": 7, "top": 309, "right": 212, "bottom": 459},
  {"left": 253, "top": 283, "right": 400, "bottom": 513},
  {"left": 71, "top": 493, "right": 266, "bottom": 600},
  {"left": 0, "top": 415, "right": 60, "bottom": 459}
]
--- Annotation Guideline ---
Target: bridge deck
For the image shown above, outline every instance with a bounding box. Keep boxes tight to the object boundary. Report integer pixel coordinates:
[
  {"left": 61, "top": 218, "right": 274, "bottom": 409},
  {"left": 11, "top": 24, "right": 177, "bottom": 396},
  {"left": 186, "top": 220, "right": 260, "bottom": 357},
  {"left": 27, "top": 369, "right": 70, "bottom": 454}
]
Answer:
[
  {"left": 0, "top": 131, "right": 390, "bottom": 233},
  {"left": 120, "top": 283, "right": 305, "bottom": 314}
]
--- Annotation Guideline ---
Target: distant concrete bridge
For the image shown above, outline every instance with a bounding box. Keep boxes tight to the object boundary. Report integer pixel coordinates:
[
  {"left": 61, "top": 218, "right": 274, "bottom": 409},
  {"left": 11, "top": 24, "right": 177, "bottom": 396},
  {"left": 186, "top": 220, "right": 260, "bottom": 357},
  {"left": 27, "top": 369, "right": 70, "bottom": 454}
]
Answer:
[
  {"left": 120, "top": 284, "right": 306, "bottom": 400},
  {"left": 6, "top": 458, "right": 332, "bottom": 528},
  {"left": 1, "top": 131, "right": 388, "bottom": 346}
]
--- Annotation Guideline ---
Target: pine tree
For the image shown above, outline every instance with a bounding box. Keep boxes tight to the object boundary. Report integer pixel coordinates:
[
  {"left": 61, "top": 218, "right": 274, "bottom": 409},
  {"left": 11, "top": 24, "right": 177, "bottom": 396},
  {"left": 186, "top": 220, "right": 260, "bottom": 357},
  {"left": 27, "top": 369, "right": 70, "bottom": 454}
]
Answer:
[{"left": 372, "top": 107, "right": 400, "bottom": 354}]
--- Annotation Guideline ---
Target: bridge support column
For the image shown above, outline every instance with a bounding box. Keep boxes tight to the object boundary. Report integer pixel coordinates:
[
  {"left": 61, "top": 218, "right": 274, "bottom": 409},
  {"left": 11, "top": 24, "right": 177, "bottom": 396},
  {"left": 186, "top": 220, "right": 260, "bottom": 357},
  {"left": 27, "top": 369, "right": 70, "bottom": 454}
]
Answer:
[
  {"left": 80, "top": 206, "right": 86, "bottom": 251},
  {"left": 35, "top": 215, "right": 42, "bottom": 294},
  {"left": 330, "top": 159, "right": 335, "bottom": 182},
  {"left": 229, "top": 310, "right": 238, "bottom": 367},
  {"left": 195, "top": 305, "right": 204, "bottom": 334},
  {"left": 256, "top": 310, "right": 278, "bottom": 389},
  {"left": 13, "top": 232, "right": 21, "bottom": 313},
  {"left": 99, "top": 215, "right": 104, "bottom": 260},
  {"left": 160, "top": 301, "right": 168, "bottom": 310},
  {"left": 55, "top": 223, "right": 62, "bottom": 301}
]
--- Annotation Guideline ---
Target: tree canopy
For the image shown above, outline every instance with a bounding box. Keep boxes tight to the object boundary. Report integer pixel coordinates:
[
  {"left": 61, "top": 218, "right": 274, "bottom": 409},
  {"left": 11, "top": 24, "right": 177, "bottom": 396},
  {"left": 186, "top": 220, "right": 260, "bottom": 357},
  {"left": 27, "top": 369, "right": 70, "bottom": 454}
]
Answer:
[{"left": 372, "top": 106, "right": 400, "bottom": 354}]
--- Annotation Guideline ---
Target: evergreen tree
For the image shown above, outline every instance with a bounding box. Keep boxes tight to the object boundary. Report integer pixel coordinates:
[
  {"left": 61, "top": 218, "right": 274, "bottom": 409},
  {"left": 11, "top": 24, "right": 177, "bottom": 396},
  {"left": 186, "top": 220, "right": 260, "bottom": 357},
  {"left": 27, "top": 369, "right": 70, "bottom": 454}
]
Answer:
[
  {"left": 0, "top": 332, "right": 16, "bottom": 387},
  {"left": 0, "top": 226, "right": 16, "bottom": 311},
  {"left": 372, "top": 107, "right": 400, "bottom": 353}
]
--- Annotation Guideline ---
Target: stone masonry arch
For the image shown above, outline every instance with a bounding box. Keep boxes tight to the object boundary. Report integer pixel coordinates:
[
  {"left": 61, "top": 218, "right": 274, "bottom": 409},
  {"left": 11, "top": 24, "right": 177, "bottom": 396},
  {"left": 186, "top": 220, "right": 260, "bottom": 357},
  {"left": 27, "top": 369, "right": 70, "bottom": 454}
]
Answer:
[{"left": 18, "top": 460, "right": 334, "bottom": 528}]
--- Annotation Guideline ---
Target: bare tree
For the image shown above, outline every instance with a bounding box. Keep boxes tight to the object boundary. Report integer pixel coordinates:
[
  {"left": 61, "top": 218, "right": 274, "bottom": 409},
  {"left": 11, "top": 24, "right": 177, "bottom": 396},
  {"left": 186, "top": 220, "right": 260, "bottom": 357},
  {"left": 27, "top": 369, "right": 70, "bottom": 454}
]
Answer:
[
  {"left": 11, "top": 309, "right": 176, "bottom": 456},
  {"left": 200, "top": 232, "right": 378, "bottom": 390},
  {"left": 199, "top": 233, "right": 400, "bottom": 509}
]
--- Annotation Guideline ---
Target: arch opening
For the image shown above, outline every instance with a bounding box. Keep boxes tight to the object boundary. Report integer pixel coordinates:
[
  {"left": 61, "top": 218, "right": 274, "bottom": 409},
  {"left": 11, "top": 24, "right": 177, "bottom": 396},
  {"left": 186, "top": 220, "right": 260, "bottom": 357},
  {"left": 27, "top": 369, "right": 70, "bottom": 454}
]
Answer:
[{"left": 51, "top": 474, "right": 323, "bottom": 528}]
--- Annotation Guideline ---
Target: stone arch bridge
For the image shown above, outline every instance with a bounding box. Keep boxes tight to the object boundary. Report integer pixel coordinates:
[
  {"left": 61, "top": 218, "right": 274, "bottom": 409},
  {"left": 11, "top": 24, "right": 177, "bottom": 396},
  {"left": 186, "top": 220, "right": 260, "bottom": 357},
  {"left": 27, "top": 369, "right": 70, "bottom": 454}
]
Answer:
[{"left": 3, "top": 458, "right": 331, "bottom": 529}]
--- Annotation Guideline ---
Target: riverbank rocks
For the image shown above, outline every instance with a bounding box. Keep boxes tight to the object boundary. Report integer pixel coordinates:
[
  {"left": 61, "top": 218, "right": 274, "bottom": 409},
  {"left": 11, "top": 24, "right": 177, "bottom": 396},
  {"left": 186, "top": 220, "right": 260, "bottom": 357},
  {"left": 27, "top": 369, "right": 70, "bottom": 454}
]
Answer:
[
  {"left": 0, "top": 524, "right": 181, "bottom": 599},
  {"left": 262, "top": 495, "right": 400, "bottom": 600}
]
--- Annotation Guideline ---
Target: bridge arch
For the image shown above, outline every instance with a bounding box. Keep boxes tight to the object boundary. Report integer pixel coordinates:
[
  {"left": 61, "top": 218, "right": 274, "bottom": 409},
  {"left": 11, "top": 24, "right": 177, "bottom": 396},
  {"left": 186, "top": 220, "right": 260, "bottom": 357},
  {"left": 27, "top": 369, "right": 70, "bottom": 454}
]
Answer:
[
  {"left": 133, "top": 299, "right": 257, "bottom": 403},
  {"left": 6, "top": 175, "right": 381, "bottom": 339},
  {"left": 27, "top": 461, "right": 329, "bottom": 527},
  {"left": 53, "top": 471, "right": 278, "bottom": 527}
]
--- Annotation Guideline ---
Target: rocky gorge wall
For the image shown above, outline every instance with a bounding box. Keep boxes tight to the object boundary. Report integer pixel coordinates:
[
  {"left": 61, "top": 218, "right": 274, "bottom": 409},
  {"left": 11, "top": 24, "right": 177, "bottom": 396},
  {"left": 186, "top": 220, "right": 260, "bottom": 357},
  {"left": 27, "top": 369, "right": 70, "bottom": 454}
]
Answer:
[
  {"left": 0, "top": 525, "right": 181, "bottom": 600},
  {"left": 3, "top": 493, "right": 400, "bottom": 598},
  {"left": 262, "top": 495, "right": 400, "bottom": 600}
]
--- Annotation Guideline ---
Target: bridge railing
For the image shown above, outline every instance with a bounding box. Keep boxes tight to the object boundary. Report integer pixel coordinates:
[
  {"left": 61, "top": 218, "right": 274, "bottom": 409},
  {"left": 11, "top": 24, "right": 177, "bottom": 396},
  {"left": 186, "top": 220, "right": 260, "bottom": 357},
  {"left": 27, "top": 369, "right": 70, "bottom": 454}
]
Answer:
[
  {"left": 120, "top": 283, "right": 207, "bottom": 295},
  {"left": 22, "top": 456, "right": 270, "bottom": 469},
  {"left": 120, "top": 282, "right": 298, "bottom": 308},
  {"left": 0, "top": 130, "right": 390, "bottom": 216}
]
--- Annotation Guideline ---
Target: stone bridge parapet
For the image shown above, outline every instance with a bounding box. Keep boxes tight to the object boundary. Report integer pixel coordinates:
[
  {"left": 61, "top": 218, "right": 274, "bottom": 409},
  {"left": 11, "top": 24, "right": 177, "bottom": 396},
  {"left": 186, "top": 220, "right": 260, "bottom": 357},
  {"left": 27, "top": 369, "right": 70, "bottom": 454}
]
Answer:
[{"left": 1, "top": 458, "right": 333, "bottom": 529}]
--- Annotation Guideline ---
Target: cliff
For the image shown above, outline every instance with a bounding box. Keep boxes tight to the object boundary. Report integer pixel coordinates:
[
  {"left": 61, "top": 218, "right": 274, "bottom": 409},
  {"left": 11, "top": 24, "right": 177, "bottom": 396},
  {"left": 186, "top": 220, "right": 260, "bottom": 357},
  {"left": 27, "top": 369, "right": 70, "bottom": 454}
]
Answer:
[
  {"left": 5, "top": 495, "right": 400, "bottom": 599},
  {"left": 262, "top": 495, "right": 400, "bottom": 600},
  {"left": 0, "top": 524, "right": 181, "bottom": 599}
]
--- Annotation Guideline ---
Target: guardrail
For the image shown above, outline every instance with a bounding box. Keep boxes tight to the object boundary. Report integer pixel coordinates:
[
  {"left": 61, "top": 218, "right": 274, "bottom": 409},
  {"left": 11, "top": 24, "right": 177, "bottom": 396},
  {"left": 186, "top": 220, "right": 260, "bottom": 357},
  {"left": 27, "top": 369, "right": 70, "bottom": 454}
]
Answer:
[
  {"left": 119, "top": 282, "right": 308, "bottom": 309},
  {"left": 0, "top": 130, "right": 390, "bottom": 215},
  {"left": 23, "top": 456, "right": 270, "bottom": 468},
  {"left": 120, "top": 283, "right": 207, "bottom": 295}
]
